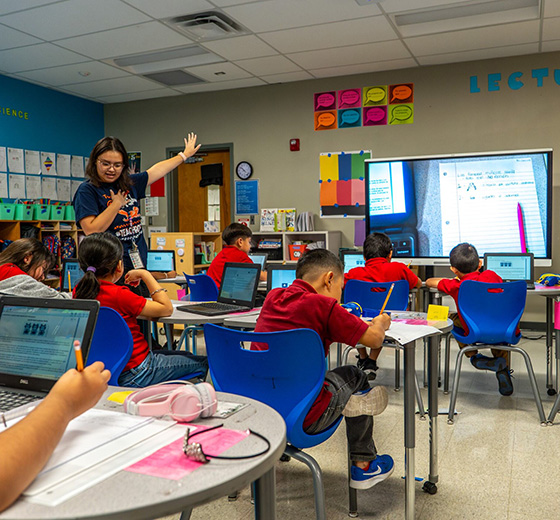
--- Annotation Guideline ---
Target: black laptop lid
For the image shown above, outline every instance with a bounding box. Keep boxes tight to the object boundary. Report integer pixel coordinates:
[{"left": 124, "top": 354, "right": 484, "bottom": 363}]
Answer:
[
  {"left": 0, "top": 296, "right": 99, "bottom": 393},
  {"left": 218, "top": 263, "right": 261, "bottom": 307},
  {"left": 483, "top": 253, "right": 534, "bottom": 283},
  {"left": 61, "top": 258, "right": 85, "bottom": 291},
  {"left": 267, "top": 264, "right": 297, "bottom": 292},
  {"left": 146, "top": 250, "right": 175, "bottom": 272}
]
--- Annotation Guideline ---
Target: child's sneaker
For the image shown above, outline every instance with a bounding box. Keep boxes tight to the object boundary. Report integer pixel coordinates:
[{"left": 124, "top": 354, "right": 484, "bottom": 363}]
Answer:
[
  {"left": 343, "top": 386, "right": 388, "bottom": 417},
  {"left": 496, "top": 368, "right": 514, "bottom": 396},
  {"left": 357, "top": 357, "right": 378, "bottom": 380},
  {"left": 470, "top": 354, "right": 506, "bottom": 372},
  {"left": 350, "top": 454, "right": 394, "bottom": 489}
]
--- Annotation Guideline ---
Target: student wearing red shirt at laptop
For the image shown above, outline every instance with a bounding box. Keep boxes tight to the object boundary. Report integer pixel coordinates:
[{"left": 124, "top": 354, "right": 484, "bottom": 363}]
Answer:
[
  {"left": 426, "top": 242, "right": 512, "bottom": 396},
  {"left": 254, "top": 249, "right": 394, "bottom": 490},
  {"left": 207, "top": 223, "right": 267, "bottom": 289},
  {"left": 344, "top": 232, "right": 421, "bottom": 378}
]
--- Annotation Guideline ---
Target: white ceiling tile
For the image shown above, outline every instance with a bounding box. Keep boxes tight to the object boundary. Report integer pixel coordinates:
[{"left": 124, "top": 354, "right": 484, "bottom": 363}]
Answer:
[
  {"left": 15, "top": 61, "right": 129, "bottom": 86},
  {"left": 405, "top": 20, "right": 540, "bottom": 56},
  {"left": 0, "top": 43, "right": 87, "bottom": 73},
  {"left": 0, "top": 0, "right": 149, "bottom": 40},
  {"left": 309, "top": 58, "right": 418, "bottom": 78},
  {"left": 542, "top": 16, "right": 560, "bottom": 40},
  {"left": 61, "top": 75, "right": 161, "bottom": 97},
  {"left": 543, "top": 0, "right": 560, "bottom": 18},
  {"left": 184, "top": 61, "right": 252, "bottom": 82},
  {"left": 174, "top": 77, "right": 266, "bottom": 93},
  {"left": 0, "top": 23, "right": 42, "bottom": 50},
  {"left": 540, "top": 39, "right": 560, "bottom": 52},
  {"left": 288, "top": 40, "right": 411, "bottom": 70},
  {"left": 235, "top": 55, "right": 302, "bottom": 75},
  {"left": 261, "top": 70, "right": 314, "bottom": 83},
  {"left": 201, "top": 35, "right": 277, "bottom": 60},
  {"left": 417, "top": 43, "right": 539, "bottom": 66},
  {"left": 259, "top": 16, "right": 398, "bottom": 54},
  {"left": 224, "top": 0, "right": 381, "bottom": 32},
  {"left": 98, "top": 88, "right": 183, "bottom": 104},
  {"left": 124, "top": 0, "right": 214, "bottom": 19},
  {"left": 0, "top": 0, "right": 59, "bottom": 16},
  {"left": 56, "top": 21, "right": 191, "bottom": 60},
  {"left": 209, "top": 0, "right": 266, "bottom": 6},
  {"left": 380, "top": 0, "right": 484, "bottom": 14}
]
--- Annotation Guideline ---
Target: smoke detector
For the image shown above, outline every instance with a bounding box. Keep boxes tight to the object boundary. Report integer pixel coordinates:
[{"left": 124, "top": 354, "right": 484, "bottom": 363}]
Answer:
[{"left": 169, "top": 11, "right": 247, "bottom": 41}]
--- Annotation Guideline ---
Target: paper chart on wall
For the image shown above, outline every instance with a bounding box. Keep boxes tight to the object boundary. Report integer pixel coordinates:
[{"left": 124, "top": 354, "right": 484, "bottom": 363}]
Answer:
[
  {"left": 8, "top": 174, "right": 26, "bottom": 198},
  {"left": 71, "top": 155, "right": 85, "bottom": 177},
  {"left": 26, "top": 175, "right": 42, "bottom": 199},
  {"left": 0, "top": 147, "right": 8, "bottom": 172},
  {"left": 41, "top": 152, "right": 57, "bottom": 176},
  {"left": 42, "top": 177, "right": 58, "bottom": 199},
  {"left": 24, "top": 150, "right": 41, "bottom": 175},
  {"left": 0, "top": 173, "right": 8, "bottom": 197},
  {"left": 7, "top": 148, "right": 24, "bottom": 173},
  {"left": 71, "top": 180, "right": 82, "bottom": 199},
  {"left": 439, "top": 157, "right": 546, "bottom": 256},
  {"left": 56, "top": 178, "right": 71, "bottom": 201},
  {"left": 57, "top": 153, "right": 71, "bottom": 177}
]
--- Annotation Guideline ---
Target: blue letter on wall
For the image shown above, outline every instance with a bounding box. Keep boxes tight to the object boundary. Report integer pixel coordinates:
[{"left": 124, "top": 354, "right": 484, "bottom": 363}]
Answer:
[
  {"left": 470, "top": 76, "right": 480, "bottom": 93},
  {"left": 532, "top": 68, "right": 549, "bottom": 87},
  {"left": 488, "top": 73, "right": 501, "bottom": 91},
  {"left": 508, "top": 71, "right": 524, "bottom": 90}
]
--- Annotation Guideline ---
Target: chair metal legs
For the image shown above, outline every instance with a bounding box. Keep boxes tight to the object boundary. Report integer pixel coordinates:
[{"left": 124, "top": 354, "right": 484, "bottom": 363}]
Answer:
[
  {"left": 447, "top": 345, "right": 547, "bottom": 425},
  {"left": 548, "top": 391, "right": 560, "bottom": 424},
  {"left": 177, "top": 325, "right": 202, "bottom": 354}
]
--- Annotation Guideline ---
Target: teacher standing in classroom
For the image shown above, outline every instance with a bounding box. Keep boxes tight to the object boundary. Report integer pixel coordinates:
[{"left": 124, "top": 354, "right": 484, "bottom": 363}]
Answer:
[{"left": 73, "top": 133, "right": 201, "bottom": 275}]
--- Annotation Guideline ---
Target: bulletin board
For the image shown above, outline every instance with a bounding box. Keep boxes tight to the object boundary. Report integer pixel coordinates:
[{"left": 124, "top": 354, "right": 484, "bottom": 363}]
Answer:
[{"left": 319, "top": 150, "right": 371, "bottom": 218}]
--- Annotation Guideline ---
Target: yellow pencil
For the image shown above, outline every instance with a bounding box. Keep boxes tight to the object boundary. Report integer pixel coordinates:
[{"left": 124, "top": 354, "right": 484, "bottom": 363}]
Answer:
[
  {"left": 407, "top": 261, "right": 412, "bottom": 268},
  {"left": 74, "top": 340, "right": 84, "bottom": 372},
  {"left": 68, "top": 271, "right": 72, "bottom": 292},
  {"left": 379, "top": 283, "right": 395, "bottom": 315}
]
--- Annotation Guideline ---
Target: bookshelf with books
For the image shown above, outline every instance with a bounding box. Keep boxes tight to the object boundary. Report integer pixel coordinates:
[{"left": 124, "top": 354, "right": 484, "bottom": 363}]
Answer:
[{"left": 251, "top": 231, "right": 341, "bottom": 263}]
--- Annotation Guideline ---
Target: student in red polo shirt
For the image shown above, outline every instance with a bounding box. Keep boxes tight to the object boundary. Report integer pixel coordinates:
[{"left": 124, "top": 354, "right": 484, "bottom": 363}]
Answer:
[
  {"left": 254, "top": 249, "right": 394, "bottom": 490},
  {"left": 345, "top": 232, "right": 421, "bottom": 377},
  {"left": 74, "top": 232, "right": 208, "bottom": 387},
  {"left": 207, "top": 223, "right": 266, "bottom": 289},
  {"left": 426, "top": 242, "right": 512, "bottom": 395}
]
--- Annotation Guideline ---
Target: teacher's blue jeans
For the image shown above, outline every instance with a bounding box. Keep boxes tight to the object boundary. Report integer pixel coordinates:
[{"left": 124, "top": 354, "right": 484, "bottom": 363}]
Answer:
[{"left": 118, "top": 350, "right": 208, "bottom": 388}]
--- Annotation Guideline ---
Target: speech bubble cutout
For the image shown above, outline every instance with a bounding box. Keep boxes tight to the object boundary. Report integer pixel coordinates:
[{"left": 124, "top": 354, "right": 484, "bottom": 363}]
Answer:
[
  {"left": 315, "top": 92, "right": 336, "bottom": 110},
  {"left": 315, "top": 111, "right": 337, "bottom": 130},
  {"left": 390, "top": 84, "right": 413, "bottom": 103},
  {"left": 389, "top": 104, "right": 413, "bottom": 124},
  {"left": 363, "top": 106, "right": 387, "bottom": 126},
  {"left": 339, "top": 109, "right": 361, "bottom": 127},
  {"left": 339, "top": 89, "right": 361, "bottom": 108},
  {"left": 364, "top": 86, "right": 386, "bottom": 105}
]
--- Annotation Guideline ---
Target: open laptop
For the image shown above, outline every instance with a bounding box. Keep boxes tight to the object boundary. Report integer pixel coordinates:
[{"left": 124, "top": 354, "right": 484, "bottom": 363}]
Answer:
[
  {"left": 267, "top": 264, "right": 297, "bottom": 291},
  {"left": 146, "top": 250, "right": 175, "bottom": 272},
  {"left": 483, "top": 252, "right": 535, "bottom": 289},
  {"left": 0, "top": 296, "right": 100, "bottom": 413},
  {"left": 248, "top": 252, "right": 268, "bottom": 269},
  {"left": 340, "top": 250, "right": 366, "bottom": 274},
  {"left": 61, "top": 258, "right": 85, "bottom": 291},
  {"left": 178, "top": 263, "right": 261, "bottom": 316}
]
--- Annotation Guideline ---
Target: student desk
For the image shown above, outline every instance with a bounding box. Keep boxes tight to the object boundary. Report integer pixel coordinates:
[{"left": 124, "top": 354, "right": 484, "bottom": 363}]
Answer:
[
  {"left": 0, "top": 389, "right": 286, "bottom": 520},
  {"left": 222, "top": 311, "right": 452, "bottom": 520}
]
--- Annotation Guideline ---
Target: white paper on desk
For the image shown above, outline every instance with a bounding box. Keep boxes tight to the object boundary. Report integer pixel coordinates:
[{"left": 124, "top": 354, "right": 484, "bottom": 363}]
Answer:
[
  {"left": 41, "top": 151, "right": 57, "bottom": 175},
  {"left": 0, "top": 146, "right": 7, "bottom": 172},
  {"left": 26, "top": 175, "right": 42, "bottom": 199},
  {"left": 8, "top": 173, "right": 26, "bottom": 198},
  {"left": 71, "top": 155, "right": 84, "bottom": 177},
  {"left": 57, "top": 177, "right": 71, "bottom": 201},
  {"left": 7, "top": 147, "right": 24, "bottom": 173},
  {"left": 42, "top": 176, "right": 58, "bottom": 199},
  {"left": 57, "top": 153, "right": 71, "bottom": 177},
  {"left": 385, "top": 322, "right": 441, "bottom": 344},
  {"left": 24, "top": 150, "right": 41, "bottom": 175},
  {"left": 0, "top": 173, "right": 8, "bottom": 197}
]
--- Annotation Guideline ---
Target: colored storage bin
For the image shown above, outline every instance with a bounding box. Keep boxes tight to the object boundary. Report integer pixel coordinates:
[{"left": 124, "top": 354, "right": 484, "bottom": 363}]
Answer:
[
  {"left": 0, "top": 203, "right": 15, "bottom": 220},
  {"left": 65, "top": 205, "right": 76, "bottom": 221},
  {"left": 50, "top": 205, "right": 65, "bottom": 220},
  {"left": 33, "top": 204, "right": 51, "bottom": 220},
  {"left": 288, "top": 244, "right": 307, "bottom": 260},
  {"left": 15, "top": 204, "right": 34, "bottom": 220}
]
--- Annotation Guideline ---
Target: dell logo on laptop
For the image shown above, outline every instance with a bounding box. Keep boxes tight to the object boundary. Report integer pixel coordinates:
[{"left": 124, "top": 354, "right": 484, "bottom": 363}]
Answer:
[{"left": 20, "top": 379, "right": 28, "bottom": 385}]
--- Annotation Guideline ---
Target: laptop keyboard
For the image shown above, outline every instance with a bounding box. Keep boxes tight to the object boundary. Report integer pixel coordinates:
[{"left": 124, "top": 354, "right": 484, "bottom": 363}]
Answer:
[
  {"left": 191, "top": 302, "right": 249, "bottom": 312},
  {"left": 0, "top": 390, "right": 39, "bottom": 412}
]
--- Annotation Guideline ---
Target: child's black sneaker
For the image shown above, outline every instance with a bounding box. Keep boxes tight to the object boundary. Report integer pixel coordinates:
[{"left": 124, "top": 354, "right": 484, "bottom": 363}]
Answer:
[
  {"left": 496, "top": 368, "right": 514, "bottom": 396},
  {"left": 470, "top": 354, "right": 506, "bottom": 372},
  {"left": 357, "top": 357, "right": 378, "bottom": 380}
]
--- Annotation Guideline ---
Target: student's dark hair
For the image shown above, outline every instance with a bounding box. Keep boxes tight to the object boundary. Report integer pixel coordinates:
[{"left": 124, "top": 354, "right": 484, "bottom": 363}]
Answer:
[
  {"left": 85, "top": 136, "right": 132, "bottom": 192},
  {"left": 449, "top": 242, "right": 480, "bottom": 274},
  {"left": 222, "top": 223, "right": 253, "bottom": 246},
  {"left": 74, "top": 232, "right": 123, "bottom": 300},
  {"left": 296, "top": 249, "right": 343, "bottom": 280},
  {"left": 0, "top": 238, "right": 55, "bottom": 273},
  {"left": 363, "top": 232, "right": 393, "bottom": 260}
]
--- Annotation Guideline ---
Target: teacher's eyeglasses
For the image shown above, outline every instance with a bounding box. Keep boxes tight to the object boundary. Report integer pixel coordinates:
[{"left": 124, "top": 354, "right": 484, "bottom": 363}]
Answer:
[{"left": 97, "top": 159, "right": 124, "bottom": 170}]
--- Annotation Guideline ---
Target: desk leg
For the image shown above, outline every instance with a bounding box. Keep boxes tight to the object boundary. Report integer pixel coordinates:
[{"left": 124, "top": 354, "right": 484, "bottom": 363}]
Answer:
[
  {"left": 404, "top": 341, "right": 416, "bottom": 520},
  {"left": 546, "top": 297, "right": 554, "bottom": 393},
  {"left": 165, "top": 323, "right": 174, "bottom": 350},
  {"left": 555, "top": 298, "right": 560, "bottom": 394},
  {"left": 179, "top": 507, "right": 193, "bottom": 520},
  {"left": 254, "top": 467, "right": 277, "bottom": 520},
  {"left": 423, "top": 335, "right": 439, "bottom": 495}
]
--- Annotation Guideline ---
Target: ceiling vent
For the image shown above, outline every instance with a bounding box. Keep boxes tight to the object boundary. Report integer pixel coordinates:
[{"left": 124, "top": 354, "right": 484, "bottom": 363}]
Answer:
[
  {"left": 143, "top": 70, "right": 205, "bottom": 86},
  {"left": 169, "top": 11, "right": 247, "bottom": 41}
]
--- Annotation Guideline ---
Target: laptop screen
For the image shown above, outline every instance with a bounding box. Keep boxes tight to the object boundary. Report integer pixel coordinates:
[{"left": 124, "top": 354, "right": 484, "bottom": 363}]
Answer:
[
  {"left": 146, "top": 250, "right": 175, "bottom": 272},
  {"left": 62, "top": 259, "right": 84, "bottom": 291},
  {"left": 219, "top": 264, "right": 260, "bottom": 304},
  {"left": 248, "top": 253, "right": 267, "bottom": 268},
  {"left": 484, "top": 253, "right": 534, "bottom": 282},
  {"left": 342, "top": 252, "right": 366, "bottom": 274},
  {"left": 269, "top": 267, "right": 296, "bottom": 290}
]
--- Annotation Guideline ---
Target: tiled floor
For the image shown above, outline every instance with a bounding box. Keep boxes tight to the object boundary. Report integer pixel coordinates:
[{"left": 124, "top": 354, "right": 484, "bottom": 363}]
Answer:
[{"left": 160, "top": 332, "right": 560, "bottom": 520}]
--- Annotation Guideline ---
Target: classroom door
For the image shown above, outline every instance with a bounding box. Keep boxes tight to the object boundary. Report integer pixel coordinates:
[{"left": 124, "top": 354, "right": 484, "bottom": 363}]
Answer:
[{"left": 176, "top": 149, "right": 231, "bottom": 232}]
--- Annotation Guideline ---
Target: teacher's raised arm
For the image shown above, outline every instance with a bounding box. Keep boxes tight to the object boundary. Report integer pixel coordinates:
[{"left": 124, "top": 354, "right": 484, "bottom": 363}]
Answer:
[{"left": 147, "top": 132, "right": 201, "bottom": 185}]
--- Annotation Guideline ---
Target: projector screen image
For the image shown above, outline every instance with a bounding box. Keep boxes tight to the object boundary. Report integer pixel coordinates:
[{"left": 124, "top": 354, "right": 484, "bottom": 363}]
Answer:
[{"left": 365, "top": 150, "right": 552, "bottom": 264}]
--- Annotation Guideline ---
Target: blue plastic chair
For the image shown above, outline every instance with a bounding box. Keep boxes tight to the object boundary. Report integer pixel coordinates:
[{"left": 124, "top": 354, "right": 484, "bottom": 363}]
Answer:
[
  {"left": 87, "top": 307, "right": 133, "bottom": 386},
  {"left": 176, "top": 274, "right": 220, "bottom": 354},
  {"left": 447, "top": 281, "right": 546, "bottom": 424},
  {"left": 203, "top": 323, "right": 343, "bottom": 520}
]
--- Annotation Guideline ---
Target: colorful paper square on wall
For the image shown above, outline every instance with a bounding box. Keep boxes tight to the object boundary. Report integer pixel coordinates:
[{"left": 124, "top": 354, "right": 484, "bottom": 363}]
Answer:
[
  {"left": 338, "top": 108, "right": 361, "bottom": 128},
  {"left": 389, "top": 83, "right": 414, "bottom": 104},
  {"left": 388, "top": 104, "right": 414, "bottom": 125},
  {"left": 363, "top": 86, "right": 387, "bottom": 106},
  {"left": 314, "top": 91, "right": 336, "bottom": 111},
  {"left": 314, "top": 110, "right": 337, "bottom": 130},
  {"left": 338, "top": 88, "right": 361, "bottom": 108},
  {"left": 363, "top": 106, "right": 387, "bottom": 126}
]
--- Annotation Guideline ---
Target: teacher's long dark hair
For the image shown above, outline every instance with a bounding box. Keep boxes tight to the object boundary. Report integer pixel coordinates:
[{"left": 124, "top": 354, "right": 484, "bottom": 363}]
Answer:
[
  {"left": 74, "top": 233, "right": 123, "bottom": 300},
  {"left": 85, "top": 136, "right": 133, "bottom": 192}
]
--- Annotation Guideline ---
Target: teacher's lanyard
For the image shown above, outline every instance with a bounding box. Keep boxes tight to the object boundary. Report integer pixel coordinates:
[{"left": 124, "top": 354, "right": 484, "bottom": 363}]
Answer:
[{"left": 123, "top": 193, "right": 144, "bottom": 269}]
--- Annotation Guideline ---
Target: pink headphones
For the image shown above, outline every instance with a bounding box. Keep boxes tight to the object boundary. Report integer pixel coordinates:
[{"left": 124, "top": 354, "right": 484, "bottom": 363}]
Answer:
[{"left": 123, "top": 381, "right": 217, "bottom": 422}]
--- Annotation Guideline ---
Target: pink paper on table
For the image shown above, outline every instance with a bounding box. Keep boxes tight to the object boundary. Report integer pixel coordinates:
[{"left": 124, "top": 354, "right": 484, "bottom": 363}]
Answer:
[
  {"left": 125, "top": 426, "right": 249, "bottom": 480},
  {"left": 393, "top": 318, "right": 429, "bottom": 326}
]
